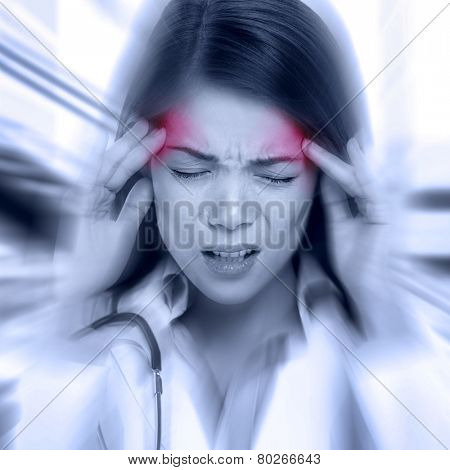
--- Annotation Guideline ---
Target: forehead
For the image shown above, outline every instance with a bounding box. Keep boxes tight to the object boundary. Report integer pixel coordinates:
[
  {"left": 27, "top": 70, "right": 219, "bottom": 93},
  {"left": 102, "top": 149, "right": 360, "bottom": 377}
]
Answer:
[{"left": 161, "top": 87, "right": 305, "bottom": 160}]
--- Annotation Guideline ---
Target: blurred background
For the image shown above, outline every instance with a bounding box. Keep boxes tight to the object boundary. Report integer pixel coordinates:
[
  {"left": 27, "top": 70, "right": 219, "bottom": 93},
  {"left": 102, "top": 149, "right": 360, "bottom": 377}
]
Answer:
[{"left": 0, "top": 0, "right": 449, "bottom": 448}]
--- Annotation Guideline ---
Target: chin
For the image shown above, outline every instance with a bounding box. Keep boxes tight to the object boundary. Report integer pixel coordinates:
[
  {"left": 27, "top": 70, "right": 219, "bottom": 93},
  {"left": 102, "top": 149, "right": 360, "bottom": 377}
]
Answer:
[
  {"left": 199, "top": 287, "right": 259, "bottom": 305},
  {"left": 191, "top": 274, "right": 264, "bottom": 305}
]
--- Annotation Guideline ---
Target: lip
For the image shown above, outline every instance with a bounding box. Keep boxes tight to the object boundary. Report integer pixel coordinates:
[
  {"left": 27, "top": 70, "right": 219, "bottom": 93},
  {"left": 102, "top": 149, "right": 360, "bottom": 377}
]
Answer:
[
  {"left": 201, "top": 247, "right": 260, "bottom": 276},
  {"left": 201, "top": 243, "right": 260, "bottom": 253}
]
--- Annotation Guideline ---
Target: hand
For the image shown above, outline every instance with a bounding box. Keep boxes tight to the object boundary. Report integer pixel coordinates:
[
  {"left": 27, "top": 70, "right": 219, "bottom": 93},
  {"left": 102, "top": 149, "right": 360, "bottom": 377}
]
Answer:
[
  {"left": 56, "top": 120, "right": 166, "bottom": 298},
  {"left": 303, "top": 137, "right": 391, "bottom": 334}
]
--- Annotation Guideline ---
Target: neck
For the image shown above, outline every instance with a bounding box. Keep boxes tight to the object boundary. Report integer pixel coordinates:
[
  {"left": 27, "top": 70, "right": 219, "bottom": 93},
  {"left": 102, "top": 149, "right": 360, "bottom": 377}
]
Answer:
[{"left": 182, "top": 260, "right": 300, "bottom": 345}]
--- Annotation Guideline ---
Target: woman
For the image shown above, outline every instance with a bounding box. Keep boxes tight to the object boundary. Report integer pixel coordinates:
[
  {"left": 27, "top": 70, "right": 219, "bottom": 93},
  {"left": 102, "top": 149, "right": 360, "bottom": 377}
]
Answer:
[{"left": 12, "top": 0, "right": 449, "bottom": 450}]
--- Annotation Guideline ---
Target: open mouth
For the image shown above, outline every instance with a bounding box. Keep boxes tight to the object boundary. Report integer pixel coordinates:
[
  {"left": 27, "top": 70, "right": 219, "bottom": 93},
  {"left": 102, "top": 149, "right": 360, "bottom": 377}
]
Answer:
[
  {"left": 203, "top": 248, "right": 258, "bottom": 261},
  {"left": 201, "top": 248, "right": 260, "bottom": 275}
]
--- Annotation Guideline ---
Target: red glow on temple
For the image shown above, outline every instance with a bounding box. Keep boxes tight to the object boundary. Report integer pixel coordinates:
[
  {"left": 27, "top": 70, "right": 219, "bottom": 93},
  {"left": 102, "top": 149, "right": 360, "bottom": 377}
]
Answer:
[{"left": 150, "top": 108, "right": 194, "bottom": 165}]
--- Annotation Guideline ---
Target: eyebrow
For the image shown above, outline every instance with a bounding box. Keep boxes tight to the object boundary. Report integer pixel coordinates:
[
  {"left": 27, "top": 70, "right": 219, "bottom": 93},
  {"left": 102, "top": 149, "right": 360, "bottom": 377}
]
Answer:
[
  {"left": 251, "top": 156, "right": 300, "bottom": 166},
  {"left": 166, "top": 146, "right": 219, "bottom": 162},
  {"left": 167, "top": 146, "right": 299, "bottom": 166}
]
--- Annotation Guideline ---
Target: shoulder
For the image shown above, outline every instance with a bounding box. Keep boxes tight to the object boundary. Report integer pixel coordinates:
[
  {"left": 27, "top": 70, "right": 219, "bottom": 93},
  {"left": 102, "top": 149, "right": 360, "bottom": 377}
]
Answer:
[
  {"left": 77, "top": 323, "right": 158, "bottom": 449},
  {"left": 72, "top": 320, "right": 154, "bottom": 373},
  {"left": 14, "top": 320, "right": 154, "bottom": 449}
]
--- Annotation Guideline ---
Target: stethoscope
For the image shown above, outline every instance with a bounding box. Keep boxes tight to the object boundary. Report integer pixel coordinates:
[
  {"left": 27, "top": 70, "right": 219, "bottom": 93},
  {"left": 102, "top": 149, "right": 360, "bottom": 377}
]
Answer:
[{"left": 89, "top": 312, "right": 163, "bottom": 450}]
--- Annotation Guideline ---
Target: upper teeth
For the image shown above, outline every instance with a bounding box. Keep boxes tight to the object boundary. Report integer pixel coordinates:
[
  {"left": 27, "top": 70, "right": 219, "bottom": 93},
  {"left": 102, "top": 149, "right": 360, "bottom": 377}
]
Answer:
[{"left": 212, "top": 249, "right": 253, "bottom": 257}]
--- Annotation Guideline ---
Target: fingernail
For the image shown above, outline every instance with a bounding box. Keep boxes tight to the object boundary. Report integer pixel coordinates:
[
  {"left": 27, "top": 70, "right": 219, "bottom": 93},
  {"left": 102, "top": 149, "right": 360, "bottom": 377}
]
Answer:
[
  {"left": 301, "top": 138, "right": 311, "bottom": 151},
  {"left": 132, "top": 119, "right": 149, "bottom": 134},
  {"left": 151, "top": 127, "right": 166, "bottom": 139},
  {"left": 305, "top": 140, "right": 319, "bottom": 153}
]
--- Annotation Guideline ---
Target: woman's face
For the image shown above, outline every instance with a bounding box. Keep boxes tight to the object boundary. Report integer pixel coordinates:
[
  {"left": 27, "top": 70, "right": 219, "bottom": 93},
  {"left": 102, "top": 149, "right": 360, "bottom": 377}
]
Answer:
[{"left": 151, "top": 86, "right": 317, "bottom": 304}]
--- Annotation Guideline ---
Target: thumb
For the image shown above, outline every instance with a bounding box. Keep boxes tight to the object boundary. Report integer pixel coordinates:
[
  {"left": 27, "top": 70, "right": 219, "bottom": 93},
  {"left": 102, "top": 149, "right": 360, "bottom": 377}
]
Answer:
[{"left": 117, "top": 178, "right": 153, "bottom": 231}]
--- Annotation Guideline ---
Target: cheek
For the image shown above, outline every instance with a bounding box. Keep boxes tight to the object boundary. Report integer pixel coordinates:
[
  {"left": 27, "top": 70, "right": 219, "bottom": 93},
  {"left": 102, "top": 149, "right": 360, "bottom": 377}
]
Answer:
[
  {"left": 259, "top": 190, "right": 312, "bottom": 250},
  {"left": 151, "top": 171, "right": 200, "bottom": 245},
  {"left": 150, "top": 163, "right": 185, "bottom": 202},
  {"left": 261, "top": 182, "right": 313, "bottom": 221},
  {"left": 290, "top": 165, "right": 318, "bottom": 205}
]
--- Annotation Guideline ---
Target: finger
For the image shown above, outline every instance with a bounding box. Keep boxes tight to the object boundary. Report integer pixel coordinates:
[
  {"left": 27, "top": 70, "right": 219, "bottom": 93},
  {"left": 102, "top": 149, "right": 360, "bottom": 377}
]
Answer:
[
  {"left": 105, "top": 128, "right": 166, "bottom": 192},
  {"left": 346, "top": 138, "right": 373, "bottom": 190},
  {"left": 116, "top": 178, "right": 153, "bottom": 231},
  {"left": 347, "top": 138, "right": 380, "bottom": 213},
  {"left": 321, "top": 176, "right": 352, "bottom": 223},
  {"left": 302, "top": 140, "right": 361, "bottom": 197},
  {"left": 98, "top": 120, "right": 150, "bottom": 183}
]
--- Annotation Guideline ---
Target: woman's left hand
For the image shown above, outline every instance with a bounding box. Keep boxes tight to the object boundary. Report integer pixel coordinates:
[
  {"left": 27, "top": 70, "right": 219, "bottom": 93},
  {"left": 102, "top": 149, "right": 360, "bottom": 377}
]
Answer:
[{"left": 302, "top": 137, "right": 392, "bottom": 336}]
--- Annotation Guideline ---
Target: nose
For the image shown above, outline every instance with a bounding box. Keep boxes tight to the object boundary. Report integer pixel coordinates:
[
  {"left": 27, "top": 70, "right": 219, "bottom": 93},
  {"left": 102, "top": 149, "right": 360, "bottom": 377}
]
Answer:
[
  {"left": 201, "top": 179, "right": 258, "bottom": 231},
  {"left": 206, "top": 201, "right": 257, "bottom": 231}
]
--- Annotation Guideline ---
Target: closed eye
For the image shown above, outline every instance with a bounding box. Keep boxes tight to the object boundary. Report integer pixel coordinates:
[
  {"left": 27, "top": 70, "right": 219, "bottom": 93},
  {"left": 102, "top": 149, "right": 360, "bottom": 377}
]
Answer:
[
  {"left": 171, "top": 169, "right": 297, "bottom": 184},
  {"left": 171, "top": 169, "right": 210, "bottom": 180},
  {"left": 257, "top": 175, "right": 297, "bottom": 185}
]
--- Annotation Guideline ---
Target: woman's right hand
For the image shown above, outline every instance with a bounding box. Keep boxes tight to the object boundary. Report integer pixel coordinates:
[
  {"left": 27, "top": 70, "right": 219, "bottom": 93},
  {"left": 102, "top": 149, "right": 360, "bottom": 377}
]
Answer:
[{"left": 56, "top": 120, "right": 166, "bottom": 299}]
